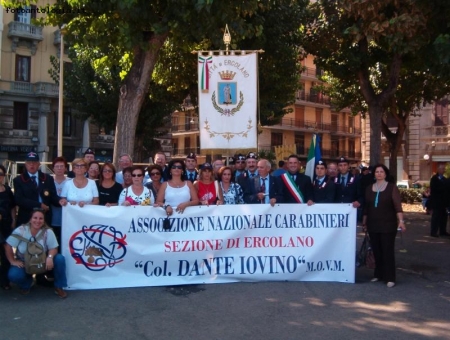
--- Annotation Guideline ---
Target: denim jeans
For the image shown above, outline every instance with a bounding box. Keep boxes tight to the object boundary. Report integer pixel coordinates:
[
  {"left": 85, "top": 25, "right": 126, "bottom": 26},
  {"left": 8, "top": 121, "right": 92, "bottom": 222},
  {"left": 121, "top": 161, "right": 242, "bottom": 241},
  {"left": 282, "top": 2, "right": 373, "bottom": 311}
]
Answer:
[{"left": 8, "top": 254, "right": 67, "bottom": 289}]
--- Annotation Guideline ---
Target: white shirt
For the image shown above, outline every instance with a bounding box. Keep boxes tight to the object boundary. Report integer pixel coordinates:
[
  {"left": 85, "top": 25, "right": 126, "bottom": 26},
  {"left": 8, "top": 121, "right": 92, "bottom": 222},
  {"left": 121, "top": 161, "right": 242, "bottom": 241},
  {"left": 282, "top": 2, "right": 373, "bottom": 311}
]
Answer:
[{"left": 61, "top": 179, "right": 99, "bottom": 203}]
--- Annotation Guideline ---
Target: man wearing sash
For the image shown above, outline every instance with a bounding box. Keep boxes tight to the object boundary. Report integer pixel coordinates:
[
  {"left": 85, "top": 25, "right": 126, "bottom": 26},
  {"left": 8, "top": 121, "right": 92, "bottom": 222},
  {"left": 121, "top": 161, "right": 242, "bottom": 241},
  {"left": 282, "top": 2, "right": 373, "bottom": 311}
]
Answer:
[
  {"left": 312, "top": 160, "right": 336, "bottom": 203},
  {"left": 276, "top": 155, "right": 313, "bottom": 205}
]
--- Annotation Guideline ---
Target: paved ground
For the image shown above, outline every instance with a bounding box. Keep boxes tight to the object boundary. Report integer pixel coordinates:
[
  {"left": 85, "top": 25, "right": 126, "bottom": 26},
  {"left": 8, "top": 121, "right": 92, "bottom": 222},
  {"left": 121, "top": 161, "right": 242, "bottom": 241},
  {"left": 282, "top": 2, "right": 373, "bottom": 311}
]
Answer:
[{"left": 1, "top": 211, "right": 449, "bottom": 340}]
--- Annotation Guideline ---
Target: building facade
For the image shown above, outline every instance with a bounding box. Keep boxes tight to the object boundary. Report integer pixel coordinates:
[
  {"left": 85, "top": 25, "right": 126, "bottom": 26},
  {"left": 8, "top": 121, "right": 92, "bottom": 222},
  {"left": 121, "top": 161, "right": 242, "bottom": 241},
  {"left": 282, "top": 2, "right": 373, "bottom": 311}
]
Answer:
[
  {"left": 0, "top": 3, "right": 114, "bottom": 166},
  {"left": 361, "top": 98, "right": 450, "bottom": 181}
]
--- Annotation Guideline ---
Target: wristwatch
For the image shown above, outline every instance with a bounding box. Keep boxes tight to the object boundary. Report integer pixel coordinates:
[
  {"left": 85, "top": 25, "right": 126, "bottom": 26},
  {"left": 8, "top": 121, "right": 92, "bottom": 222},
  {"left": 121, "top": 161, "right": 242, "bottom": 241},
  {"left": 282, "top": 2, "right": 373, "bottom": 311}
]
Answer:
[{"left": 47, "top": 254, "right": 53, "bottom": 258}]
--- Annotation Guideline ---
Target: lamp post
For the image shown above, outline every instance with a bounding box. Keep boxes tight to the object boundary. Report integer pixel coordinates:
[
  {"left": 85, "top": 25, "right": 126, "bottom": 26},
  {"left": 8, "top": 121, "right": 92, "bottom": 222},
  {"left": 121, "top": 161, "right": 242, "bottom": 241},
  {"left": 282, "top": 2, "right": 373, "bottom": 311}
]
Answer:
[{"left": 57, "top": 24, "right": 67, "bottom": 157}]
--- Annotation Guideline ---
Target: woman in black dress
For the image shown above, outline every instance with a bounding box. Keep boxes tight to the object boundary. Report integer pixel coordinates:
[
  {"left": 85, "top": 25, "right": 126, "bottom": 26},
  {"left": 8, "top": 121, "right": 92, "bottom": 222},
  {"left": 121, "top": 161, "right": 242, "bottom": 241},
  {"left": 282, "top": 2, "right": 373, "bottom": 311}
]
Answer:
[{"left": 97, "top": 162, "right": 123, "bottom": 206}]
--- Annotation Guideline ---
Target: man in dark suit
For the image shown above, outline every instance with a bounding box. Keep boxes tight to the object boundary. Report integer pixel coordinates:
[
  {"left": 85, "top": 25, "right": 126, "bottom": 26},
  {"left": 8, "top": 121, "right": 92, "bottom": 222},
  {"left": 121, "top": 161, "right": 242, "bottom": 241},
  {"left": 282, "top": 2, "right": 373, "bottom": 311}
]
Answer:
[
  {"left": 184, "top": 152, "right": 198, "bottom": 183},
  {"left": 276, "top": 154, "right": 313, "bottom": 205},
  {"left": 312, "top": 160, "right": 336, "bottom": 203},
  {"left": 243, "top": 159, "right": 278, "bottom": 205},
  {"left": 13, "top": 152, "right": 60, "bottom": 227},
  {"left": 430, "top": 163, "right": 449, "bottom": 237},
  {"left": 334, "top": 156, "right": 363, "bottom": 208}
]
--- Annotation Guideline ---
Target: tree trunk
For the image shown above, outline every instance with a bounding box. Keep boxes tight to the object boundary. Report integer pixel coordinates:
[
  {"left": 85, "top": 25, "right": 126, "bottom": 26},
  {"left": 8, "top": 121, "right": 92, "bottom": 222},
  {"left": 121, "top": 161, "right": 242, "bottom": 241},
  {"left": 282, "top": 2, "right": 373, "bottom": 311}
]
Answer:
[
  {"left": 368, "top": 104, "right": 383, "bottom": 165},
  {"left": 382, "top": 115, "right": 407, "bottom": 182},
  {"left": 112, "top": 32, "right": 168, "bottom": 166}
]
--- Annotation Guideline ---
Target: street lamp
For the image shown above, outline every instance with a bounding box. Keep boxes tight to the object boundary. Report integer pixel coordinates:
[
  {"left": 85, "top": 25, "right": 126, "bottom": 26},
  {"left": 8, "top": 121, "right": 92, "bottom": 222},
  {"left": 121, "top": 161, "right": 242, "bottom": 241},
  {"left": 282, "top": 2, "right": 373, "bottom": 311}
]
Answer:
[{"left": 57, "top": 24, "right": 67, "bottom": 157}]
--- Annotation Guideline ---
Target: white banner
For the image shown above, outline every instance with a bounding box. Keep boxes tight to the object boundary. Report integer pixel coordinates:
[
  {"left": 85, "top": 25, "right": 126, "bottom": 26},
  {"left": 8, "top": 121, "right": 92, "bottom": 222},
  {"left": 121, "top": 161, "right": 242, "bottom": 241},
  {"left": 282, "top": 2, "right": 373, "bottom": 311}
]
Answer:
[
  {"left": 198, "top": 53, "right": 258, "bottom": 150},
  {"left": 62, "top": 204, "right": 356, "bottom": 290}
]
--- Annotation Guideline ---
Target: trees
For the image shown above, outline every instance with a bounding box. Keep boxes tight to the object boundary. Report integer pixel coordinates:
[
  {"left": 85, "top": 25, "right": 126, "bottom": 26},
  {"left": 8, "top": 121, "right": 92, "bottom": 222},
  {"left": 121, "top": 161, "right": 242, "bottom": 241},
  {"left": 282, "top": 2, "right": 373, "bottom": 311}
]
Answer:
[
  {"left": 300, "top": 0, "right": 450, "bottom": 168},
  {"left": 24, "top": 0, "right": 307, "bottom": 163}
]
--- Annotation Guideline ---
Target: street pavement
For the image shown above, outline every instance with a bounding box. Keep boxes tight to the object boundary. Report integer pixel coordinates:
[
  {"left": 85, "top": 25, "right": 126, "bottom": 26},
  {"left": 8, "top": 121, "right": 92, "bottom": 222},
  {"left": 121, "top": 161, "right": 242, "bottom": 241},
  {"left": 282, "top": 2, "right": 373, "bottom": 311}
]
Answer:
[{"left": 1, "top": 211, "right": 449, "bottom": 340}]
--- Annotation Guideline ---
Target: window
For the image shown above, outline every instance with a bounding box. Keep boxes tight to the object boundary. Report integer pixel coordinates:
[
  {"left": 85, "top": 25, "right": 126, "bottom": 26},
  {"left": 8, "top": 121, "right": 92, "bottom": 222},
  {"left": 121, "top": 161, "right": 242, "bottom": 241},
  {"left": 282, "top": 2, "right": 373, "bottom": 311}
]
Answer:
[
  {"left": 16, "top": 55, "right": 31, "bottom": 82},
  {"left": 13, "top": 102, "right": 28, "bottom": 130},
  {"left": 295, "top": 106, "right": 305, "bottom": 127},
  {"left": 331, "top": 113, "right": 338, "bottom": 131},
  {"left": 53, "top": 107, "right": 72, "bottom": 136},
  {"left": 184, "top": 136, "right": 191, "bottom": 151},
  {"left": 14, "top": 5, "right": 36, "bottom": 23},
  {"left": 315, "top": 108, "right": 323, "bottom": 126},
  {"left": 172, "top": 139, "right": 178, "bottom": 154},
  {"left": 435, "top": 99, "right": 448, "bottom": 126},
  {"left": 348, "top": 140, "right": 355, "bottom": 158},
  {"left": 295, "top": 133, "right": 305, "bottom": 155},
  {"left": 348, "top": 115, "right": 354, "bottom": 133},
  {"left": 63, "top": 107, "right": 72, "bottom": 136},
  {"left": 271, "top": 132, "right": 283, "bottom": 146},
  {"left": 331, "top": 137, "right": 339, "bottom": 157}
]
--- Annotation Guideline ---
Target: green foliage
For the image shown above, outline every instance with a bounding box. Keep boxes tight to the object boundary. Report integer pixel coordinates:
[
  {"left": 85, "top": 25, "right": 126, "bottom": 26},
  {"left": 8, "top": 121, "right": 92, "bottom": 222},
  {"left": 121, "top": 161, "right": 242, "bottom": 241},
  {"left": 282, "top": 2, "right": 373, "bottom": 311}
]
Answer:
[
  {"left": 257, "top": 149, "right": 276, "bottom": 167},
  {"left": 399, "top": 188, "right": 422, "bottom": 204}
]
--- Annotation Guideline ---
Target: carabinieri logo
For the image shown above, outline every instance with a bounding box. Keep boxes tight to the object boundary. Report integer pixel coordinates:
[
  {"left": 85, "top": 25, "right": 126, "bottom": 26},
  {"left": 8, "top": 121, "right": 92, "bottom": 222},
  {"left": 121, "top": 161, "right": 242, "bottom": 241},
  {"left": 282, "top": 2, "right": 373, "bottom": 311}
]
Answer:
[{"left": 69, "top": 225, "right": 127, "bottom": 271}]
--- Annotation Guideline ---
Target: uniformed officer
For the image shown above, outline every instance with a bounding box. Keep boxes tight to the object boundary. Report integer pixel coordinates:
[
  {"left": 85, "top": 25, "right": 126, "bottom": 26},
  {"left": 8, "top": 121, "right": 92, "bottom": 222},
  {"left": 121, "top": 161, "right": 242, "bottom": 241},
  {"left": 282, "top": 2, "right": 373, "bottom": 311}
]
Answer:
[
  {"left": 334, "top": 156, "right": 363, "bottom": 208},
  {"left": 312, "top": 160, "right": 336, "bottom": 203}
]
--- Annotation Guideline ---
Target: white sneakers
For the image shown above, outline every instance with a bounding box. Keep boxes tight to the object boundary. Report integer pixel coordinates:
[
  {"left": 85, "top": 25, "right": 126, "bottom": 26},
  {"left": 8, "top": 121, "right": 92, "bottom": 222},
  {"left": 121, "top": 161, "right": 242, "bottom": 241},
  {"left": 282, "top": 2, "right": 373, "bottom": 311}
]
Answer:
[
  {"left": 387, "top": 282, "right": 396, "bottom": 288},
  {"left": 370, "top": 278, "right": 379, "bottom": 282}
]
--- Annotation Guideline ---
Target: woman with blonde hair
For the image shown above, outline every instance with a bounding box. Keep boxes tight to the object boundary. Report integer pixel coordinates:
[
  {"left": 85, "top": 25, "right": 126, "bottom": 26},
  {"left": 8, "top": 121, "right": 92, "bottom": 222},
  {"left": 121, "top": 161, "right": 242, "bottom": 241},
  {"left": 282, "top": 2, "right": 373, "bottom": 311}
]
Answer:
[{"left": 59, "top": 158, "right": 99, "bottom": 207}]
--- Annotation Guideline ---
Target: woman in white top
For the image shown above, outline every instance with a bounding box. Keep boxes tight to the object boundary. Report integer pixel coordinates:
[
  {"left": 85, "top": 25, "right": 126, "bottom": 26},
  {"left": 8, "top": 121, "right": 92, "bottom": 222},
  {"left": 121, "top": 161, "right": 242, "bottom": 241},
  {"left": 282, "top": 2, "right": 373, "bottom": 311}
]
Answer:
[
  {"left": 155, "top": 159, "right": 199, "bottom": 216},
  {"left": 59, "top": 158, "right": 99, "bottom": 207},
  {"left": 118, "top": 166, "right": 153, "bottom": 206}
]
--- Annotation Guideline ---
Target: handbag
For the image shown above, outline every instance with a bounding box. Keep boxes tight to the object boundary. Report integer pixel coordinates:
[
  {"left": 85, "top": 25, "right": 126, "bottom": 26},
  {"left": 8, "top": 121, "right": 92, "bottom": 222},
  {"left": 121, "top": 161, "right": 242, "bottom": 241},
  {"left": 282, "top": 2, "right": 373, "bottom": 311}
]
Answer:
[{"left": 357, "top": 233, "right": 376, "bottom": 269}]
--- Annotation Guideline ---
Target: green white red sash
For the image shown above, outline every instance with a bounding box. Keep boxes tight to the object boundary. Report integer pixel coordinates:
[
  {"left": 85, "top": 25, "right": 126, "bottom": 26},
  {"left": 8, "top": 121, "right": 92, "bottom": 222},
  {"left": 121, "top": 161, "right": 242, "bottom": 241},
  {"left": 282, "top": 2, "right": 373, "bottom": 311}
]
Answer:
[
  {"left": 281, "top": 173, "right": 305, "bottom": 203},
  {"left": 198, "top": 56, "right": 212, "bottom": 92}
]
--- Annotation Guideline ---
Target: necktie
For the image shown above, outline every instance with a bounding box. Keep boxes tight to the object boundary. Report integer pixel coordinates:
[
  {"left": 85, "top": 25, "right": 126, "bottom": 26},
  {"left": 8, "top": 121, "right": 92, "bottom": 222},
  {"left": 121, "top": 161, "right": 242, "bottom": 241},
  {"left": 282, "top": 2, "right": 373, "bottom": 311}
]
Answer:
[
  {"left": 341, "top": 176, "right": 346, "bottom": 187},
  {"left": 31, "top": 175, "right": 38, "bottom": 188},
  {"left": 189, "top": 173, "right": 194, "bottom": 181},
  {"left": 260, "top": 178, "right": 266, "bottom": 203},
  {"left": 250, "top": 173, "right": 255, "bottom": 178}
]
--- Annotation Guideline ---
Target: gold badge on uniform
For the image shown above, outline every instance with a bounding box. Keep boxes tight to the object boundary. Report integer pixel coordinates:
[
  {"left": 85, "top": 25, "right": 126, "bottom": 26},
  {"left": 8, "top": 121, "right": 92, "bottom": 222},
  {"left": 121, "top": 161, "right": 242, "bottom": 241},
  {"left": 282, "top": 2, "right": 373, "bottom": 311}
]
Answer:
[{"left": 44, "top": 190, "right": 49, "bottom": 196}]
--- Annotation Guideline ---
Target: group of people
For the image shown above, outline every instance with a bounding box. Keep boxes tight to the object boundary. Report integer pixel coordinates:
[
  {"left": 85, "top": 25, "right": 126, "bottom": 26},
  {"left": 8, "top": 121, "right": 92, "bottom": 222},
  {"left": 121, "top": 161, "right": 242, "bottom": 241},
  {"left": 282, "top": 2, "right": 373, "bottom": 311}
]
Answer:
[{"left": 0, "top": 148, "right": 407, "bottom": 297}]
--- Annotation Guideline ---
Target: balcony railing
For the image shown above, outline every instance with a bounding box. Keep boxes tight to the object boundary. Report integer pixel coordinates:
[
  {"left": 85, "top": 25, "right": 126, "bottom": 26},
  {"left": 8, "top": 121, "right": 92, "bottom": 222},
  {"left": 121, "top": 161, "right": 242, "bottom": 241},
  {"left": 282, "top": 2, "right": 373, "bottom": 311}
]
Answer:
[
  {"left": 271, "top": 118, "right": 331, "bottom": 132},
  {"left": 296, "top": 90, "right": 331, "bottom": 105},
  {"left": 173, "top": 147, "right": 201, "bottom": 155},
  {"left": 171, "top": 122, "right": 199, "bottom": 132},
  {"left": 431, "top": 125, "right": 449, "bottom": 137},
  {"left": 8, "top": 21, "right": 43, "bottom": 55},
  {"left": 330, "top": 124, "right": 361, "bottom": 135},
  {"left": 301, "top": 67, "right": 323, "bottom": 78},
  {"left": 0, "top": 80, "right": 59, "bottom": 98},
  {"left": 270, "top": 146, "right": 361, "bottom": 159}
]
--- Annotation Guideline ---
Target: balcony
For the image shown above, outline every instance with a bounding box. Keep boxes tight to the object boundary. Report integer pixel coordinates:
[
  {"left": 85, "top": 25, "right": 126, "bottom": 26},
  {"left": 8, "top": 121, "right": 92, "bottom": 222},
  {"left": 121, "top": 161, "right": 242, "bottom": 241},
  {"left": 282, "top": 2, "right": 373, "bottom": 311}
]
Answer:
[
  {"left": 270, "top": 118, "right": 331, "bottom": 132},
  {"left": 272, "top": 145, "right": 361, "bottom": 160},
  {"left": 330, "top": 124, "right": 361, "bottom": 136},
  {"left": 0, "top": 80, "right": 59, "bottom": 98},
  {"left": 431, "top": 125, "right": 449, "bottom": 137},
  {"left": 301, "top": 67, "right": 323, "bottom": 80},
  {"left": 296, "top": 90, "right": 331, "bottom": 106},
  {"left": 172, "top": 147, "right": 200, "bottom": 156},
  {"left": 8, "top": 21, "right": 43, "bottom": 55},
  {"left": 53, "top": 29, "right": 70, "bottom": 55},
  {"left": 171, "top": 122, "right": 199, "bottom": 133}
]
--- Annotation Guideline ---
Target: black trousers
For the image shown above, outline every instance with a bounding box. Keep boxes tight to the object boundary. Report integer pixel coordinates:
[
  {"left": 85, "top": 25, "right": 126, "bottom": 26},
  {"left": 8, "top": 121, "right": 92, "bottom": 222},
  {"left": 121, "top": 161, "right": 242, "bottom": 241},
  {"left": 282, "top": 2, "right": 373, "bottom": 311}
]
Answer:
[
  {"left": 369, "top": 231, "right": 397, "bottom": 283},
  {"left": 431, "top": 207, "right": 448, "bottom": 236}
]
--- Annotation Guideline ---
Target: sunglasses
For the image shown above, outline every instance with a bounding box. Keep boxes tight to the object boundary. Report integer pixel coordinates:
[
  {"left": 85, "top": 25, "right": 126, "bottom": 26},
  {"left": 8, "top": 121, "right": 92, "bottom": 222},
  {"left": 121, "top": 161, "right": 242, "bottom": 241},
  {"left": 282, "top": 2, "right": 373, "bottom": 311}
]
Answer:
[
  {"left": 150, "top": 172, "right": 161, "bottom": 176},
  {"left": 102, "top": 169, "right": 113, "bottom": 173},
  {"left": 171, "top": 165, "right": 183, "bottom": 169},
  {"left": 131, "top": 174, "right": 143, "bottom": 177}
]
